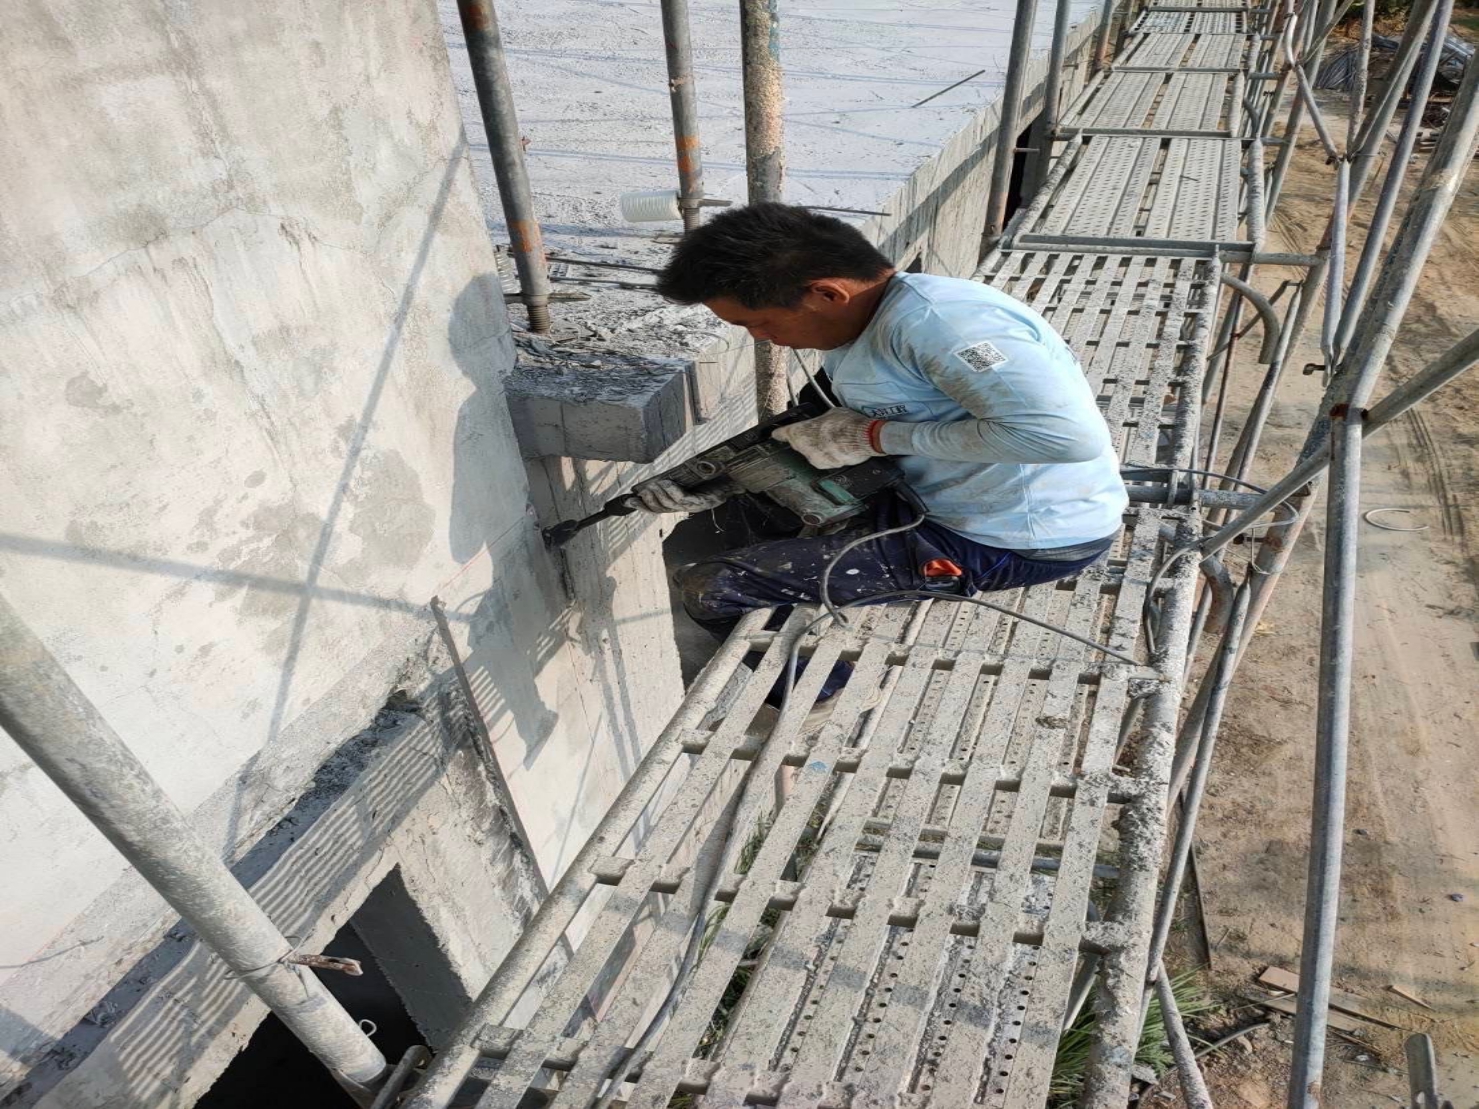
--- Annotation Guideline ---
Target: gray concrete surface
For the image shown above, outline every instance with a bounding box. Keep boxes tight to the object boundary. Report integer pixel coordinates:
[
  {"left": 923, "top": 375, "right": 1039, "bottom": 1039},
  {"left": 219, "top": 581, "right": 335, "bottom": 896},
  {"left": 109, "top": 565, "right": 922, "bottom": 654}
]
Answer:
[{"left": 0, "top": 0, "right": 681, "bottom": 1101}]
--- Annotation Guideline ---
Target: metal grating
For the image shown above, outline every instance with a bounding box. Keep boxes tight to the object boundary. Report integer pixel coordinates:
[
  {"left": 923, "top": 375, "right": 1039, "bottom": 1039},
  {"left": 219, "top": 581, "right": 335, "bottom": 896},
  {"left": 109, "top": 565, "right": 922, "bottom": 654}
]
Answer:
[
  {"left": 1130, "top": 8, "right": 1248, "bottom": 32},
  {"left": 1059, "top": 69, "right": 1244, "bottom": 135},
  {"left": 1120, "top": 30, "right": 1255, "bottom": 67},
  {"left": 1014, "top": 136, "right": 1247, "bottom": 251}
]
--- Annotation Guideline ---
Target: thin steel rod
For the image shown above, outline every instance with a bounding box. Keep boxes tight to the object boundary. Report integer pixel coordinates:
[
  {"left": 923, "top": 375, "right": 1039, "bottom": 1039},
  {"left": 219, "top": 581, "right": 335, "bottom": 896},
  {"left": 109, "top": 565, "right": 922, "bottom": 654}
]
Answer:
[
  {"left": 1158, "top": 968, "right": 1215, "bottom": 1109},
  {"left": 457, "top": 0, "right": 552, "bottom": 332},
  {"left": 660, "top": 0, "right": 705, "bottom": 231},
  {"left": 1353, "top": 0, "right": 1438, "bottom": 157},
  {"left": 1335, "top": 0, "right": 1454, "bottom": 357},
  {"left": 1033, "top": 0, "right": 1078, "bottom": 195},
  {"left": 1287, "top": 407, "right": 1363, "bottom": 1109},
  {"left": 0, "top": 592, "right": 389, "bottom": 1100},
  {"left": 739, "top": 0, "right": 789, "bottom": 416},
  {"left": 983, "top": 0, "right": 1042, "bottom": 247}
]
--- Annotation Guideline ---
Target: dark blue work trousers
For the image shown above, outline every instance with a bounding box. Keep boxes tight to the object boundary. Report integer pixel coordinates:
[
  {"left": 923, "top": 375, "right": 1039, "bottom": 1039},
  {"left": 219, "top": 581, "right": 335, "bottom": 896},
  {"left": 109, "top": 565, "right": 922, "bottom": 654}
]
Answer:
[{"left": 676, "top": 497, "right": 1113, "bottom": 704}]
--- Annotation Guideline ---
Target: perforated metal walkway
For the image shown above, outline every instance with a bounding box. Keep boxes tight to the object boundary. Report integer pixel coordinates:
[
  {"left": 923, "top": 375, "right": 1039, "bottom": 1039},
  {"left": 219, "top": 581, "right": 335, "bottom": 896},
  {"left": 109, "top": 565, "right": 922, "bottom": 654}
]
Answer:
[{"left": 404, "top": 3, "right": 1272, "bottom": 1105}]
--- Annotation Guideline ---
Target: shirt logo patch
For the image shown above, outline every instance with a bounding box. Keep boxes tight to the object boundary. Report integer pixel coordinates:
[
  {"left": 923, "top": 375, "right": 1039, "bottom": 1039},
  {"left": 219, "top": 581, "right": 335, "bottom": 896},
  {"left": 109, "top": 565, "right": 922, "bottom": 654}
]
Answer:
[
  {"left": 860, "top": 403, "right": 909, "bottom": 418},
  {"left": 958, "top": 340, "right": 1009, "bottom": 372}
]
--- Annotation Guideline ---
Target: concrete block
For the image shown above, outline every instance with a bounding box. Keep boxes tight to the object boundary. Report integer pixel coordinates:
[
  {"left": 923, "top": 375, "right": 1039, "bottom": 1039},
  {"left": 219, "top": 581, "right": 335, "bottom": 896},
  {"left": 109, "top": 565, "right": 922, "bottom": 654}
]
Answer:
[{"left": 505, "top": 348, "right": 693, "bottom": 462}]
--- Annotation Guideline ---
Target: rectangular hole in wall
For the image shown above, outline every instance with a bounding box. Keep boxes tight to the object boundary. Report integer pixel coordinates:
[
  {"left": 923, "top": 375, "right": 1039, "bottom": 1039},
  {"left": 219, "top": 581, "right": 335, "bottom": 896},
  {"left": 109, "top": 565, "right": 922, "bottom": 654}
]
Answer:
[{"left": 197, "top": 867, "right": 496, "bottom": 1108}]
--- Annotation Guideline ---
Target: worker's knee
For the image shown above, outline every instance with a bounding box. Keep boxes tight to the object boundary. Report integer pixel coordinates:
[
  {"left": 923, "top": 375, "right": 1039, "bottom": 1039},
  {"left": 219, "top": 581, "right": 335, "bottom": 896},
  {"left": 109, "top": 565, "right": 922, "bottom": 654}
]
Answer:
[{"left": 676, "top": 560, "right": 755, "bottom": 625}]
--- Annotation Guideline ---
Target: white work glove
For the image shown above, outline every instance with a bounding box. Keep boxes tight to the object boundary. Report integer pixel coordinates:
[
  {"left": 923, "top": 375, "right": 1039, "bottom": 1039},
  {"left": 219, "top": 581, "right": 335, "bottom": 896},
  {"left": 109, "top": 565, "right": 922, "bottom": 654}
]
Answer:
[
  {"left": 632, "top": 478, "right": 728, "bottom": 514},
  {"left": 771, "top": 407, "right": 886, "bottom": 470}
]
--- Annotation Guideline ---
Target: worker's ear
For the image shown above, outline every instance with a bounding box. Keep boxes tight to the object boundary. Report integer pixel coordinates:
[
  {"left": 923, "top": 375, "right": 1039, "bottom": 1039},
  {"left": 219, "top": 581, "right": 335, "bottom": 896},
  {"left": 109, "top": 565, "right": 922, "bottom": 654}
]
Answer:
[{"left": 806, "top": 279, "right": 853, "bottom": 305}]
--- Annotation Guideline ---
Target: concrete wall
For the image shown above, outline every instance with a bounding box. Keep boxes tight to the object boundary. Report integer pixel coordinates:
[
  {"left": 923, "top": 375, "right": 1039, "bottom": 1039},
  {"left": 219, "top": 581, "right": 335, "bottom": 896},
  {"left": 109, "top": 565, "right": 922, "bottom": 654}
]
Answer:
[{"left": 0, "top": 0, "right": 682, "bottom": 1102}]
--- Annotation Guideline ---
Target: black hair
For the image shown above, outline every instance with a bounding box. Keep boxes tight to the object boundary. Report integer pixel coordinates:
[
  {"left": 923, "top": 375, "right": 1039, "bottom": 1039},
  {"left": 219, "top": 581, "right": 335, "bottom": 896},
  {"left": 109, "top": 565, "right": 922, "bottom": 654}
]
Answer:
[{"left": 654, "top": 202, "right": 894, "bottom": 309}]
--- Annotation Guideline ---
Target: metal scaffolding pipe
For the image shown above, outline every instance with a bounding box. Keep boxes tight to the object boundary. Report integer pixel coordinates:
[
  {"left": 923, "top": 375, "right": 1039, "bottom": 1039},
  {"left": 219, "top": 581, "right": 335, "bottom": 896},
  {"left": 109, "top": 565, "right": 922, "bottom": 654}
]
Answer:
[
  {"left": 1337, "top": 50, "right": 1479, "bottom": 410},
  {"left": 1152, "top": 586, "right": 1250, "bottom": 975},
  {"left": 739, "top": 0, "right": 789, "bottom": 416},
  {"left": 1205, "top": 326, "right": 1479, "bottom": 558},
  {"left": 983, "top": 0, "right": 1041, "bottom": 247},
  {"left": 1286, "top": 406, "right": 1363, "bottom": 1108},
  {"left": 1335, "top": 0, "right": 1454, "bottom": 357},
  {"left": 0, "top": 593, "right": 388, "bottom": 1100},
  {"left": 1031, "top": 0, "right": 1078, "bottom": 195},
  {"left": 457, "top": 0, "right": 552, "bottom": 332},
  {"left": 1158, "top": 968, "right": 1214, "bottom": 1109},
  {"left": 1094, "top": 0, "right": 1119, "bottom": 73},
  {"left": 1221, "top": 273, "right": 1281, "bottom": 363},
  {"left": 660, "top": 0, "right": 705, "bottom": 232}
]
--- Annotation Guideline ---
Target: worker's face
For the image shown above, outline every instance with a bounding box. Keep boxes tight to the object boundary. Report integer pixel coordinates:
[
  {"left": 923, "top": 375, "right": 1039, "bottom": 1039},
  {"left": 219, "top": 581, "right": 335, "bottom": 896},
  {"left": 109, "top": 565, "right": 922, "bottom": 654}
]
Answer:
[{"left": 704, "top": 282, "right": 859, "bottom": 351}]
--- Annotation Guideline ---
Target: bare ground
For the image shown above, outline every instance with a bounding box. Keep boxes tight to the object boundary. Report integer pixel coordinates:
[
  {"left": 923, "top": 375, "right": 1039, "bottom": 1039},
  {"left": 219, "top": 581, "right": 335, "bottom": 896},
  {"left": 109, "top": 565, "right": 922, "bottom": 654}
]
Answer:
[{"left": 1153, "top": 95, "right": 1479, "bottom": 1108}]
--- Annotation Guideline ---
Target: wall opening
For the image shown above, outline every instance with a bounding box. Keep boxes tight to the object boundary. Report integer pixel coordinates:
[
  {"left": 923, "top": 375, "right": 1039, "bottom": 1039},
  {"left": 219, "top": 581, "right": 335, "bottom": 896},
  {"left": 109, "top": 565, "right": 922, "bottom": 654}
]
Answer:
[
  {"left": 1005, "top": 115, "right": 1041, "bottom": 226},
  {"left": 197, "top": 883, "right": 421, "bottom": 1107}
]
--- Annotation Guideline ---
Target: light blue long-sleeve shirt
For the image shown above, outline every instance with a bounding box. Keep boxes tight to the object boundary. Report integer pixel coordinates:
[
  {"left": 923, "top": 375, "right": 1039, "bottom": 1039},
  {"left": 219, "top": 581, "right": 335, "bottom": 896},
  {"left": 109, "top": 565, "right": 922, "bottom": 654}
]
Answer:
[{"left": 823, "top": 273, "right": 1128, "bottom": 550}]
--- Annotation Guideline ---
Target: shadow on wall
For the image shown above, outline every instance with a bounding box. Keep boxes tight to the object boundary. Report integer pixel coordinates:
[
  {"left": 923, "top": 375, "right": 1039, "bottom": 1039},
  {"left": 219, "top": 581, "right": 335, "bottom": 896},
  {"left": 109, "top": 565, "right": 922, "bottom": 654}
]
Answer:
[{"left": 446, "top": 278, "right": 562, "bottom": 767}]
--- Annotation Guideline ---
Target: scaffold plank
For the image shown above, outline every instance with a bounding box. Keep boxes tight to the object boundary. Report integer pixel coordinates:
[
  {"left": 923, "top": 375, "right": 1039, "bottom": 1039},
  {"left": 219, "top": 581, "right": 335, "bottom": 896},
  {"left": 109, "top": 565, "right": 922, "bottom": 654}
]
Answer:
[{"left": 1021, "top": 136, "right": 1245, "bottom": 249}]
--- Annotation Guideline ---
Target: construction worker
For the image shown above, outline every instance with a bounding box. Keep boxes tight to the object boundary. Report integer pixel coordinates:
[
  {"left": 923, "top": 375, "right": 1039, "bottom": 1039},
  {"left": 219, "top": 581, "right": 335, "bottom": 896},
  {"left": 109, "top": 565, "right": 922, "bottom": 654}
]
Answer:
[{"left": 640, "top": 202, "right": 1127, "bottom": 705}]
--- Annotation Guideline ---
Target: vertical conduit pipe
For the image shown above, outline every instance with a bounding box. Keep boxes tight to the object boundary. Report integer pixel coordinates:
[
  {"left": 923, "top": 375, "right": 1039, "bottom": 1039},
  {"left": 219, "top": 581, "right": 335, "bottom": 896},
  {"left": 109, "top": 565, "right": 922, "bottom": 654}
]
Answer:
[
  {"left": 457, "top": 0, "right": 552, "bottom": 332},
  {"left": 0, "top": 593, "right": 389, "bottom": 1101},
  {"left": 983, "top": 0, "right": 1041, "bottom": 250},
  {"left": 660, "top": 0, "right": 706, "bottom": 232},
  {"left": 1286, "top": 407, "right": 1363, "bottom": 1109},
  {"left": 739, "top": 0, "right": 789, "bottom": 416}
]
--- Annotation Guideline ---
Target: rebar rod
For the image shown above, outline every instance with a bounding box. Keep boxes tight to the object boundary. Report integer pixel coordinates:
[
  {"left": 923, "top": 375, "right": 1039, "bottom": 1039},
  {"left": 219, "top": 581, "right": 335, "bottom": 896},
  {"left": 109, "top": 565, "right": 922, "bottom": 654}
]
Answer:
[
  {"left": 457, "top": 0, "right": 552, "bottom": 332},
  {"left": 660, "top": 0, "right": 705, "bottom": 231},
  {"left": 1335, "top": 0, "right": 1454, "bottom": 358},
  {"left": 1286, "top": 406, "right": 1363, "bottom": 1109},
  {"left": 983, "top": 0, "right": 1041, "bottom": 248},
  {"left": 0, "top": 592, "right": 388, "bottom": 1101},
  {"left": 738, "top": 0, "right": 789, "bottom": 416}
]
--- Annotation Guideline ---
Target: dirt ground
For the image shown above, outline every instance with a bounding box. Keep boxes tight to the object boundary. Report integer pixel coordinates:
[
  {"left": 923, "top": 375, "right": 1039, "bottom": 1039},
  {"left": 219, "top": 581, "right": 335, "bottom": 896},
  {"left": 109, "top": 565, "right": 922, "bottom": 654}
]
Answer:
[{"left": 1152, "top": 93, "right": 1479, "bottom": 1107}]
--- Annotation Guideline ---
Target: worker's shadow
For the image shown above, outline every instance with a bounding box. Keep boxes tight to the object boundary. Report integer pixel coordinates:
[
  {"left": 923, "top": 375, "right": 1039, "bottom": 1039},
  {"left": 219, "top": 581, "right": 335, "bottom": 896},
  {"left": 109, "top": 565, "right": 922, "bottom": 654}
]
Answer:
[{"left": 447, "top": 276, "right": 560, "bottom": 766}]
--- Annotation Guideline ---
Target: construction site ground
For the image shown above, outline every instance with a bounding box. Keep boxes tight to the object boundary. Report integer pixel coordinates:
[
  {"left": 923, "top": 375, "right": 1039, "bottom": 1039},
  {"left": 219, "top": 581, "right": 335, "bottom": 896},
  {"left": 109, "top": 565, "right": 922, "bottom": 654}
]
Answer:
[{"left": 1156, "top": 91, "right": 1479, "bottom": 1108}]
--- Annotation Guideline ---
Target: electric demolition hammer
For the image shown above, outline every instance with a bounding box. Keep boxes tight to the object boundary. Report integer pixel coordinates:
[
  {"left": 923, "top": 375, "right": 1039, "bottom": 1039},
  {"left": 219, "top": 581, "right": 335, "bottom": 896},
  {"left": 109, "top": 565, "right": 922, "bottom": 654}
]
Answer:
[{"left": 542, "top": 401, "right": 907, "bottom": 547}]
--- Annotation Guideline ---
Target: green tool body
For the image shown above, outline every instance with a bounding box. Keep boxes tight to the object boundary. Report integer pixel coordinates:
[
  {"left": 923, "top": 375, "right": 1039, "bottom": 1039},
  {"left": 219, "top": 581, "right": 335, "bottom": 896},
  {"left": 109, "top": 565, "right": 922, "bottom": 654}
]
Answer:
[{"left": 542, "top": 401, "right": 905, "bottom": 547}]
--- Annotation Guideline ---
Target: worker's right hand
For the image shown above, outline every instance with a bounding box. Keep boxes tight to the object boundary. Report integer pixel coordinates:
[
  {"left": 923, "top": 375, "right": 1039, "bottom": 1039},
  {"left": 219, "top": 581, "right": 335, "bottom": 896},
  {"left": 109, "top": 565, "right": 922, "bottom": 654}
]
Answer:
[{"left": 632, "top": 479, "right": 727, "bottom": 514}]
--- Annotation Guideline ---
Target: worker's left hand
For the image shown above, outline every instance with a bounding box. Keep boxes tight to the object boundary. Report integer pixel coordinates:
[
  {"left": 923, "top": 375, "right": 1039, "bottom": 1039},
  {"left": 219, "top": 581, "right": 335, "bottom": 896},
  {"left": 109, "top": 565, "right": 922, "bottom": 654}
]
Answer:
[{"left": 771, "top": 407, "right": 885, "bottom": 469}]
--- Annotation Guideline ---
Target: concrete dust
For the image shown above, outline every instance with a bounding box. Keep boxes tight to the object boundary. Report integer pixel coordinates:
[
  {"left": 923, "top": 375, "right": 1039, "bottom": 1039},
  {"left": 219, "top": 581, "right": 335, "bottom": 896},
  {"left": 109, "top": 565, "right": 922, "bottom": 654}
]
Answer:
[{"left": 1161, "top": 92, "right": 1479, "bottom": 1109}]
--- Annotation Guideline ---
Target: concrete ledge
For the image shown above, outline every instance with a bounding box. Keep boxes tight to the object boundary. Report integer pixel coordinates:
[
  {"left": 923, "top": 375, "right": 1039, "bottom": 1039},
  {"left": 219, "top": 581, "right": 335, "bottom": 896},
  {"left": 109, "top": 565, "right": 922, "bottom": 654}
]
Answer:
[{"left": 505, "top": 340, "right": 697, "bottom": 462}]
